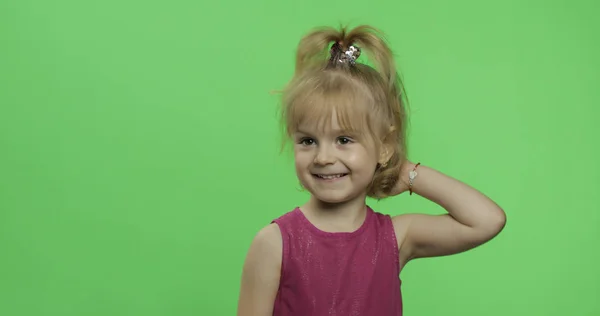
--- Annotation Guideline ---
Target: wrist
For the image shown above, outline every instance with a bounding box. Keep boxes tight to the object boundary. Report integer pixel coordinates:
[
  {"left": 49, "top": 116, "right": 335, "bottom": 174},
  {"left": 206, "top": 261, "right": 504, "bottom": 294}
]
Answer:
[
  {"left": 392, "top": 161, "right": 415, "bottom": 195},
  {"left": 399, "top": 161, "right": 420, "bottom": 195},
  {"left": 401, "top": 161, "right": 416, "bottom": 175}
]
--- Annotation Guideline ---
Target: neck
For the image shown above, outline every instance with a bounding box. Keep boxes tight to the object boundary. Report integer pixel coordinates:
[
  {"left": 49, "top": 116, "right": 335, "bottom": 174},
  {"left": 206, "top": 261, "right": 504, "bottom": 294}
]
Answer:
[{"left": 302, "top": 193, "right": 368, "bottom": 229}]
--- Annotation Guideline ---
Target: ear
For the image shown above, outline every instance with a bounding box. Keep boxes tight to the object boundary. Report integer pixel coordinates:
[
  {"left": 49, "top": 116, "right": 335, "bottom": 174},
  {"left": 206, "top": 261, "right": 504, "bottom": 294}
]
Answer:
[
  {"left": 378, "top": 125, "right": 396, "bottom": 166},
  {"left": 378, "top": 143, "right": 394, "bottom": 166}
]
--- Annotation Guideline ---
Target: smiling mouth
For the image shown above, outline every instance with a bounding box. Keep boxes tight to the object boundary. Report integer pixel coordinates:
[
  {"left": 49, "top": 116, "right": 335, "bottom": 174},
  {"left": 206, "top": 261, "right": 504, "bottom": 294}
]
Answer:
[{"left": 313, "top": 173, "right": 348, "bottom": 180}]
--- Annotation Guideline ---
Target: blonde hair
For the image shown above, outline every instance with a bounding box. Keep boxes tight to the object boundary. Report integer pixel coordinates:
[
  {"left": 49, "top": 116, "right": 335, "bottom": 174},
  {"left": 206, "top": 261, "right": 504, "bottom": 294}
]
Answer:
[{"left": 280, "top": 25, "right": 408, "bottom": 199}]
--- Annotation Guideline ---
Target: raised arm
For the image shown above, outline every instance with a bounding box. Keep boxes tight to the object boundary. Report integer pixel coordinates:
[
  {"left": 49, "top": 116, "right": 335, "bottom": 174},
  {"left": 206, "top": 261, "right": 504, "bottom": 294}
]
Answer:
[
  {"left": 237, "top": 223, "right": 282, "bottom": 316},
  {"left": 392, "top": 162, "right": 507, "bottom": 263}
]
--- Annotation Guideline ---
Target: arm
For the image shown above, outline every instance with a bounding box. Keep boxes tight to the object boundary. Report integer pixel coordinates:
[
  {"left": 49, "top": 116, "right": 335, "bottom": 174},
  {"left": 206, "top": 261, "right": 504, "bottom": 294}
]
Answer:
[
  {"left": 237, "top": 223, "right": 282, "bottom": 316},
  {"left": 392, "top": 162, "right": 507, "bottom": 263}
]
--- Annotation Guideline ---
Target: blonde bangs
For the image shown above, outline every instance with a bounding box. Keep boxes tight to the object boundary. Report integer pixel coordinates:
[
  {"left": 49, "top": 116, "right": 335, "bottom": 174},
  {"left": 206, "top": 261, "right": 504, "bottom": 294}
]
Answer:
[{"left": 283, "top": 73, "right": 376, "bottom": 138}]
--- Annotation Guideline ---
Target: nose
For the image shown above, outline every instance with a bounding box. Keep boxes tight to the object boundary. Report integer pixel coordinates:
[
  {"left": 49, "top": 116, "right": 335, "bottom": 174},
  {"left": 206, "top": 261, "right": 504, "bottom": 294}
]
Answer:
[{"left": 314, "top": 144, "right": 336, "bottom": 165}]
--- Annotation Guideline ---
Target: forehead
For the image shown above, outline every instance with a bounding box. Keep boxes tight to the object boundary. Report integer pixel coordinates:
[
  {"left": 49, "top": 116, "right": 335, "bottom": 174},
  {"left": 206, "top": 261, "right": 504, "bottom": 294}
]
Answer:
[
  {"left": 295, "top": 111, "right": 346, "bottom": 135},
  {"left": 287, "top": 84, "right": 374, "bottom": 136},
  {"left": 292, "top": 106, "right": 370, "bottom": 138}
]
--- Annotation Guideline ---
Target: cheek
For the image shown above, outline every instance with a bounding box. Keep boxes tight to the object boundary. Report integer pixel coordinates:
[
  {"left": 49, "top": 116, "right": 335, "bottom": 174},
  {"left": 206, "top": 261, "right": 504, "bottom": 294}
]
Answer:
[
  {"left": 344, "top": 147, "right": 377, "bottom": 170},
  {"left": 293, "top": 149, "right": 312, "bottom": 168}
]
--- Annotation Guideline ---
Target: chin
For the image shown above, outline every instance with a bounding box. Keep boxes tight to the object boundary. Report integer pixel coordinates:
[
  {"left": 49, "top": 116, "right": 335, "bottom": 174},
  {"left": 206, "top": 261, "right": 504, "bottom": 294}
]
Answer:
[
  {"left": 307, "top": 189, "right": 358, "bottom": 205},
  {"left": 314, "top": 195, "right": 350, "bottom": 204}
]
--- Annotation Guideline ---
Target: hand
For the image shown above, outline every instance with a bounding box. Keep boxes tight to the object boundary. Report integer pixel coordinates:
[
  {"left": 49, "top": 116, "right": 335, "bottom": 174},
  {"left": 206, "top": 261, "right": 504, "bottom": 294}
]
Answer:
[{"left": 391, "top": 160, "right": 415, "bottom": 196}]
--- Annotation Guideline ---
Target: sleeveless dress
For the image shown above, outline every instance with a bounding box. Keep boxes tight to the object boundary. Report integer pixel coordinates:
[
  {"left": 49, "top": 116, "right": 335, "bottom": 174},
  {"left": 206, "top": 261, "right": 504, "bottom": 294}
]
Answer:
[{"left": 272, "top": 206, "right": 403, "bottom": 316}]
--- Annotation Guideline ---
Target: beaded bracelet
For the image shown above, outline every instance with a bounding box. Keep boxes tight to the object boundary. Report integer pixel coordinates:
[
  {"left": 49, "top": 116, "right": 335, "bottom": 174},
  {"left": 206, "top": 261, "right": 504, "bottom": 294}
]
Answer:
[{"left": 409, "top": 162, "right": 421, "bottom": 195}]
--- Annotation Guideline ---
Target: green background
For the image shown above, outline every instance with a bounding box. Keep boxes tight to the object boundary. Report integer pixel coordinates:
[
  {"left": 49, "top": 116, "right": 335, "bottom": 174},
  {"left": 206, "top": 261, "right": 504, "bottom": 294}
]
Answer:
[{"left": 1, "top": 0, "right": 598, "bottom": 315}]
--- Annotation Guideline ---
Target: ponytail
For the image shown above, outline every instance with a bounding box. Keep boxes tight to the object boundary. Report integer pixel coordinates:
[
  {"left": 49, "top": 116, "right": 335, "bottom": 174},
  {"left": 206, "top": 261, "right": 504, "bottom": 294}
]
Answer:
[{"left": 295, "top": 25, "right": 399, "bottom": 87}]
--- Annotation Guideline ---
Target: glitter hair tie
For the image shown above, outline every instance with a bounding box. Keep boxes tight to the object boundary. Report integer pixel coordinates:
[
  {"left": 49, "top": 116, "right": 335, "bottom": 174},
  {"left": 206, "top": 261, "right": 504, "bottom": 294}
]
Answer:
[{"left": 329, "top": 42, "right": 361, "bottom": 66}]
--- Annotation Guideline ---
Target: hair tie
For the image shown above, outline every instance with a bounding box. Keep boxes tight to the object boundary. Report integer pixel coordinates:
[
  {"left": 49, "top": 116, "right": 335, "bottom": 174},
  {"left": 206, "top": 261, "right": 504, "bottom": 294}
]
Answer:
[{"left": 330, "top": 42, "right": 361, "bottom": 66}]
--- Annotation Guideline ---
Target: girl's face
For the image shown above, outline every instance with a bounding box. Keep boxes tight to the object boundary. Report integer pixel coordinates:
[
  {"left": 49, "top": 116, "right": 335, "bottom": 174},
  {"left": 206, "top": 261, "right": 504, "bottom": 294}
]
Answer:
[{"left": 293, "top": 113, "right": 379, "bottom": 204}]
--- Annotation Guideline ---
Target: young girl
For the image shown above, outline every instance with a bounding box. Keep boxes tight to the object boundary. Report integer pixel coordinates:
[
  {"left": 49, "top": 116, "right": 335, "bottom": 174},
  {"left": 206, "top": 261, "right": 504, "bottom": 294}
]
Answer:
[{"left": 237, "top": 25, "right": 506, "bottom": 316}]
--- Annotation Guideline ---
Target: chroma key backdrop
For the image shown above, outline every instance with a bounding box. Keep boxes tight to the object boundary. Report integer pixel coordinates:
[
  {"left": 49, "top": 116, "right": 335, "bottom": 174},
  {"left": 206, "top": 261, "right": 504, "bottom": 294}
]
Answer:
[{"left": 1, "top": 0, "right": 598, "bottom": 315}]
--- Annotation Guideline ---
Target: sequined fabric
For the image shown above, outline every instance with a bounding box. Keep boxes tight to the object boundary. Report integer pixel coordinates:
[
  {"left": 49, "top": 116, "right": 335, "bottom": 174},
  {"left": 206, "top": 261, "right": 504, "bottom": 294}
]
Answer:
[{"left": 272, "top": 206, "right": 402, "bottom": 316}]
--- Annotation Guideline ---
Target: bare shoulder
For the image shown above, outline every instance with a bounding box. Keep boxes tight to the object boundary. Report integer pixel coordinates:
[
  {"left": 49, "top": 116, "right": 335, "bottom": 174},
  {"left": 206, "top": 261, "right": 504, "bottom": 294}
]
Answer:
[
  {"left": 244, "top": 223, "right": 283, "bottom": 273},
  {"left": 237, "top": 223, "right": 282, "bottom": 316},
  {"left": 252, "top": 223, "right": 283, "bottom": 256}
]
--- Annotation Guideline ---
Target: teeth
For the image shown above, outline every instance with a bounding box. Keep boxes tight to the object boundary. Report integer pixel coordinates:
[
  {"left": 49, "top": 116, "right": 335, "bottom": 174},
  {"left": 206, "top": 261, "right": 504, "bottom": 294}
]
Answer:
[{"left": 318, "top": 174, "right": 344, "bottom": 179}]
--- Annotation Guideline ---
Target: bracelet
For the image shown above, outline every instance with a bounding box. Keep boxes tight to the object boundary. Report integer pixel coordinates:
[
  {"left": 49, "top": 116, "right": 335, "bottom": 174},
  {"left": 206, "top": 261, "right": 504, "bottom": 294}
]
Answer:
[{"left": 408, "top": 162, "right": 420, "bottom": 195}]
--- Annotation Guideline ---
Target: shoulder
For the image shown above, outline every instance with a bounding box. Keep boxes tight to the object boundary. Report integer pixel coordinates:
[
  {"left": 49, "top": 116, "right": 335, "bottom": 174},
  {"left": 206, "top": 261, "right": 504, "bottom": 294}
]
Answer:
[
  {"left": 370, "top": 208, "right": 403, "bottom": 230},
  {"left": 369, "top": 209, "right": 406, "bottom": 246},
  {"left": 242, "top": 224, "right": 283, "bottom": 283},
  {"left": 238, "top": 223, "right": 283, "bottom": 315},
  {"left": 273, "top": 208, "right": 299, "bottom": 223},
  {"left": 250, "top": 223, "right": 282, "bottom": 256}
]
